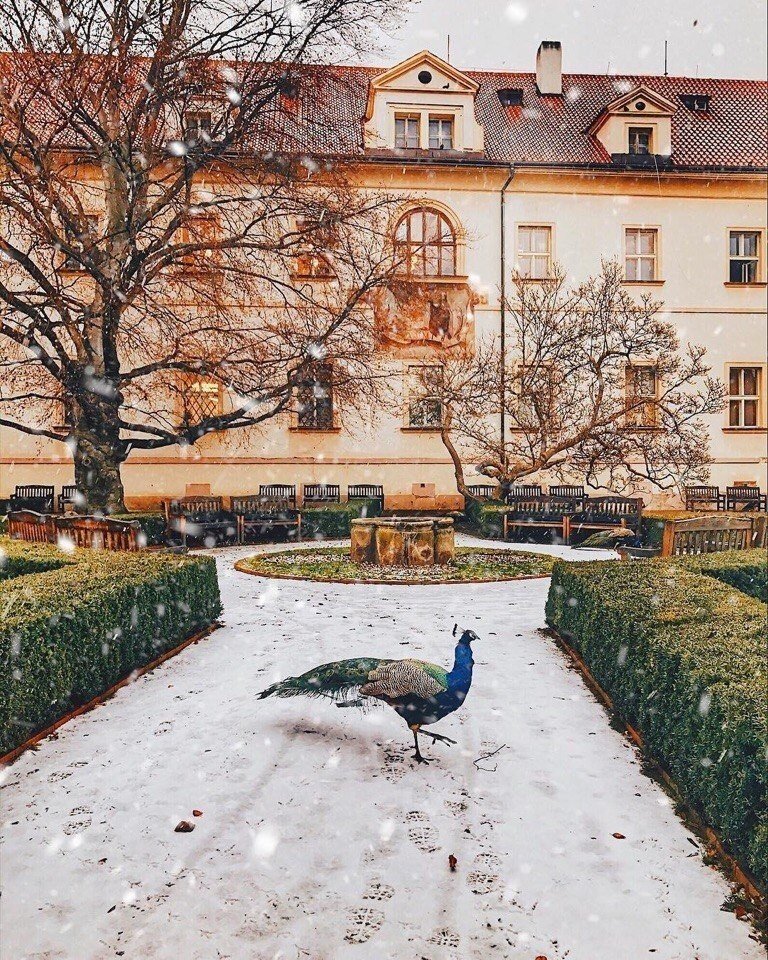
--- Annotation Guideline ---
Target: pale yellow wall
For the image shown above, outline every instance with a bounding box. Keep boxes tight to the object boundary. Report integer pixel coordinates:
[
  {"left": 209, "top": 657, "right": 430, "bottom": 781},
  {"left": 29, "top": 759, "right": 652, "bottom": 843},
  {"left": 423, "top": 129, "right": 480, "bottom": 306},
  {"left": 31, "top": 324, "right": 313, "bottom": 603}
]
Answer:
[{"left": 1, "top": 149, "right": 766, "bottom": 507}]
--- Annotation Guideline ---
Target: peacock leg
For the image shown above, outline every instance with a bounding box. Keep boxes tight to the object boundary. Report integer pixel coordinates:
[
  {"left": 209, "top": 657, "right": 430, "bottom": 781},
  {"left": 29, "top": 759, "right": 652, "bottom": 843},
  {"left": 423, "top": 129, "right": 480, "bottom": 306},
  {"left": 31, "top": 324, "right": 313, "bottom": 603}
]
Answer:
[
  {"left": 422, "top": 730, "right": 456, "bottom": 747},
  {"left": 411, "top": 727, "right": 430, "bottom": 764}
]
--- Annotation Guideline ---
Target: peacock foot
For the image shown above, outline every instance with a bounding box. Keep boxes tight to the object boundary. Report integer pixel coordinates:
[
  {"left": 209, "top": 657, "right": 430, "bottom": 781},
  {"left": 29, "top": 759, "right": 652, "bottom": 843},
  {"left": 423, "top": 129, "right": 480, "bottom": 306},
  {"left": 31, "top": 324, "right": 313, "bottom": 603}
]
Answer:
[{"left": 423, "top": 731, "right": 456, "bottom": 746}]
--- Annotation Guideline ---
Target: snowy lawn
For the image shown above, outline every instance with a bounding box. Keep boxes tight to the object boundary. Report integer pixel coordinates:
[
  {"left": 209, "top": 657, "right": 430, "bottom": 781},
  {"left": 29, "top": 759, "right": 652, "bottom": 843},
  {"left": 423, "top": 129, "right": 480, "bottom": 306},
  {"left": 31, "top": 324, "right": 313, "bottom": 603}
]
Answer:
[{"left": 0, "top": 536, "right": 761, "bottom": 960}]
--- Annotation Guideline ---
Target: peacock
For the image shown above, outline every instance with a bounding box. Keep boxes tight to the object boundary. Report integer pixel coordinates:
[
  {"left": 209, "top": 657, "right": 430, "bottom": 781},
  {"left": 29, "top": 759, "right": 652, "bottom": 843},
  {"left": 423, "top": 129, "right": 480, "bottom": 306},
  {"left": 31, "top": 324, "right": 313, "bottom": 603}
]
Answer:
[{"left": 258, "top": 627, "right": 477, "bottom": 763}]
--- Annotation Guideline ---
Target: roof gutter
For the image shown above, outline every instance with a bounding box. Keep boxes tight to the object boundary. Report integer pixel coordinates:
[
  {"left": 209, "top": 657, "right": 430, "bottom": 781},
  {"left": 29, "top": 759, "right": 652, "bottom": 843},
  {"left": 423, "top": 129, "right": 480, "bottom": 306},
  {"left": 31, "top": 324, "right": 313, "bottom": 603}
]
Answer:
[{"left": 499, "top": 165, "right": 515, "bottom": 465}]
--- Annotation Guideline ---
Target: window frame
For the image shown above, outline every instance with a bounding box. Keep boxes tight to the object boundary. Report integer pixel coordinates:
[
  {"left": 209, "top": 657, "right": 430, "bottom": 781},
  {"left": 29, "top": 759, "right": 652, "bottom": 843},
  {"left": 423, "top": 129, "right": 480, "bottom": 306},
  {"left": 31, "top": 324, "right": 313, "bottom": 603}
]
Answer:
[
  {"left": 394, "top": 207, "right": 458, "bottom": 278},
  {"left": 394, "top": 113, "right": 420, "bottom": 150},
  {"left": 295, "top": 361, "right": 335, "bottom": 431},
  {"left": 624, "top": 363, "right": 661, "bottom": 429},
  {"left": 725, "top": 364, "right": 765, "bottom": 429},
  {"left": 184, "top": 109, "right": 213, "bottom": 145},
  {"left": 515, "top": 224, "right": 554, "bottom": 280},
  {"left": 623, "top": 225, "right": 661, "bottom": 283},
  {"left": 428, "top": 115, "right": 454, "bottom": 150},
  {"left": 627, "top": 125, "right": 654, "bottom": 155},
  {"left": 405, "top": 364, "right": 444, "bottom": 430},
  {"left": 179, "top": 376, "right": 224, "bottom": 426},
  {"left": 726, "top": 229, "right": 764, "bottom": 285}
]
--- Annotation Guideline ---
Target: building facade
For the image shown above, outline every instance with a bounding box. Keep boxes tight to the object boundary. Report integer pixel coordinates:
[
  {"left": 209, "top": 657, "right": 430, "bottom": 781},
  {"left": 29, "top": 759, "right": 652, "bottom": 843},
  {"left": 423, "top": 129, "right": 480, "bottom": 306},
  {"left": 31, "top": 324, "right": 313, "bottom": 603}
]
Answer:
[{"left": 1, "top": 44, "right": 766, "bottom": 509}]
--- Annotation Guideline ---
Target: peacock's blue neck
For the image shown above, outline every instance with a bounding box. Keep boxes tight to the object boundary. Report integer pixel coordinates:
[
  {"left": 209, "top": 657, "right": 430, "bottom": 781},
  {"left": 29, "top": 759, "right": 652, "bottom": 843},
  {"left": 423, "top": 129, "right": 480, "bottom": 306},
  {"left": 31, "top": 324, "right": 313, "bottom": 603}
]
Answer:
[{"left": 447, "top": 642, "right": 474, "bottom": 692}]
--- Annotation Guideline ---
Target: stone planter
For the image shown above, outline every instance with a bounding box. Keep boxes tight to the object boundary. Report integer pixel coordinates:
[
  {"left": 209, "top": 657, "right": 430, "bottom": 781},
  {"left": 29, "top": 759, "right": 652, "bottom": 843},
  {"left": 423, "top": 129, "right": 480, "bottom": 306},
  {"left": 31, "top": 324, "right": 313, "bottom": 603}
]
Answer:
[{"left": 350, "top": 517, "right": 455, "bottom": 567}]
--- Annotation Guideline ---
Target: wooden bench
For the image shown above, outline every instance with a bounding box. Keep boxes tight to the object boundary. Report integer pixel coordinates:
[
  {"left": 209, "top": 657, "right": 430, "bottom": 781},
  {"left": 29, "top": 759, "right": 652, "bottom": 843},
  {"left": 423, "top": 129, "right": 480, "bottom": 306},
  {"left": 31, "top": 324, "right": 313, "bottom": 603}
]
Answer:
[
  {"left": 467, "top": 484, "right": 500, "bottom": 501},
  {"left": 165, "top": 496, "right": 238, "bottom": 547},
  {"left": 726, "top": 486, "right": 767, "bottom": 512},
  {"left": 506, "top": 484, "right": 543, "bottom": 503},
  {"left": 7, "top": 510, "right": 56, "bottom": 544},
  {"left": 10, "top": 485, "right": 54, "bottom": 513},
  {"left": 58, "top": 485, "right": 80, "bottom": 513},
  {"left": 55, "top": 515, "right": 142, "bottom": 551},
  {"left": 661, "top": 515, "right": 754, "bottom": 556},
  {"left": 231, "top": 496, "right": 302, "bottom": 543},
  {"left": 569, "top": 496, "right": 643, "bottom": 544},
  {"left": 259, "top": 484, "right": 297, "bottom": 508},
  {"left": 684, "top": 485, "right": 725, "bottom": 512},
  {"left": 549, "top": 485, "right": 587, "bottom": 499},
  {"left": 302, "top": 484, "right": 340, "bottom": 506},
  {"left": 503, "top": 497, "right": 579, "bottom": 543},
  {"left": 347, "top": 485, "right": 384, "bottom": 511}
]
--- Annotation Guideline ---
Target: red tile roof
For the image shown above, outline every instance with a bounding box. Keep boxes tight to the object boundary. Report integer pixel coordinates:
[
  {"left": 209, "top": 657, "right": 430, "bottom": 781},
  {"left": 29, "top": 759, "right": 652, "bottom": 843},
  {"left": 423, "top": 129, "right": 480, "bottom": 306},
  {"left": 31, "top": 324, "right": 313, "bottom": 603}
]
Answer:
[{"left": 289, "top": 65, "right": 767, "bottom": 170}]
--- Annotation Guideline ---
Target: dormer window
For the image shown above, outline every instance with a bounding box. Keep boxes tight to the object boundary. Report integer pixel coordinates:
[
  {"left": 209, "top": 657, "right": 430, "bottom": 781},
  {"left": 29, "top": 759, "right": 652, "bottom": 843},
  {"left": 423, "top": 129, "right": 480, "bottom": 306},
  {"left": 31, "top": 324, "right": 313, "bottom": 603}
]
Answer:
[
  {"left": 395, "top": 115, "right": 419, "bottom": 149},
  {"left": 428, "top": 117, "right": 453, "bottom": 150},
  {"left": 680, "top": 94, "right": 710, "bottom": 112},
  {"left": 628, "top": 126, "right": 652, "bottom": 155}
]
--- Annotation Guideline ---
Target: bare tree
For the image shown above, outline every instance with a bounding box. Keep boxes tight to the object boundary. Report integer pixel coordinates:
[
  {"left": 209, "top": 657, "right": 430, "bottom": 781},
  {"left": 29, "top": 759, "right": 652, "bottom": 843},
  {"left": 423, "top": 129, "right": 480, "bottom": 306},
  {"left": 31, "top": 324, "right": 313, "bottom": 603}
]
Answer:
[
  {"left": 423, "top": 262, "right": 725, "bottom": 501},
  {"left": 0, "top": 0, "right": 404, "bottom": 511}
]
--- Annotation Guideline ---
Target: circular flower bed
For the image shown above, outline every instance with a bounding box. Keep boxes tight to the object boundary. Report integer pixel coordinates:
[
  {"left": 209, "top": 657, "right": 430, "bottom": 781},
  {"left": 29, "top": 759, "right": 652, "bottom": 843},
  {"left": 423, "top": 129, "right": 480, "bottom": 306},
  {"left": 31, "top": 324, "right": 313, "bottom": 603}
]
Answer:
[{"left": 235, "top": 546, "right": 555, "bottom": 584}]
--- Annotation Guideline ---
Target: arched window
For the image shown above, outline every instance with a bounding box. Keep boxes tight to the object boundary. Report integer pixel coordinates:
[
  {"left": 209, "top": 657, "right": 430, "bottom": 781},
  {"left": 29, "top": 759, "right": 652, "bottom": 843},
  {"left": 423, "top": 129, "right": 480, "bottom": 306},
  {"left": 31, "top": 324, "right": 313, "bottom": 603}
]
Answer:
[{"left": 394, "top": 207, "right": 457, "bottom": 277}]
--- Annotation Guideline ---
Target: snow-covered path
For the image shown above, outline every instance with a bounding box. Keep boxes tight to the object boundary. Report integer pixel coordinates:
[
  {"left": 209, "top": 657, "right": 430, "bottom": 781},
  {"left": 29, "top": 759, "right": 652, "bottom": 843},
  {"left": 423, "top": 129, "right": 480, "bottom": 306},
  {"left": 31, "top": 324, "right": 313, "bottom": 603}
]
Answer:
[{"left": 1, "top": 539, "right": 761, "bottom": 960}]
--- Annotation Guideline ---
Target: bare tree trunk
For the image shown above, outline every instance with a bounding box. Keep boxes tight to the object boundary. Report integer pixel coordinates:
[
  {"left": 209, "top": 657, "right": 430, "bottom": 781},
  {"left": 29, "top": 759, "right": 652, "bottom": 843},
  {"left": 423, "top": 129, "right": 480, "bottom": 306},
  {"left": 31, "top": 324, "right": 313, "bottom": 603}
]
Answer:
[
  {"left": 440, "top": 415, "right": 473, "bottom": 502},
  {"left": 70, "top": 398, "right": 127, "bottom": 513}
]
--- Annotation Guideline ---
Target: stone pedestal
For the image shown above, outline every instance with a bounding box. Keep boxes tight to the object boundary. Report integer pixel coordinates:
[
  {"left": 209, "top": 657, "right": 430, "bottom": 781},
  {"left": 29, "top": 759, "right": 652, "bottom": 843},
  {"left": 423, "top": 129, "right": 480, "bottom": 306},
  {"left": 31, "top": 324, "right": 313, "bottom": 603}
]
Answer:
[{"left": 350, "top": 517, "right": 455, "bottom": 567}]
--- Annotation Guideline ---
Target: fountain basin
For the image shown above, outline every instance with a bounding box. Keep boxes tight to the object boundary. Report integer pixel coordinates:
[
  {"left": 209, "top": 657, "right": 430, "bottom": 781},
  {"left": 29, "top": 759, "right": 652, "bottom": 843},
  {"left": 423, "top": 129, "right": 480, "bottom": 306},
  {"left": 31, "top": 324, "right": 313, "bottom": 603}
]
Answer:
[{"left": 350, "top": 517, "right": 455, "bottom": 567}]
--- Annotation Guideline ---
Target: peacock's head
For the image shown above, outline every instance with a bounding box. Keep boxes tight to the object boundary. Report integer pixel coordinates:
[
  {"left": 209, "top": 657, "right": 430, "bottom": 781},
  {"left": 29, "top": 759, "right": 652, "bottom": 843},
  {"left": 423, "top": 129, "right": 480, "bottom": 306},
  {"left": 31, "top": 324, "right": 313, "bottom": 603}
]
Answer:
[{"left": 455, "top": 628, "right": 479, "bottom": 646}]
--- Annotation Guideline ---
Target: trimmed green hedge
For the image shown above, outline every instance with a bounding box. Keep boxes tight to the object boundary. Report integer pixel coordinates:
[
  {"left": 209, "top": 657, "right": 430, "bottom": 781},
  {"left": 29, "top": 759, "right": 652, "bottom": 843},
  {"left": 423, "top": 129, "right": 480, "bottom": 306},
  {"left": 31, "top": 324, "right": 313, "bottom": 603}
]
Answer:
[
  {"left": 545, "top": 553, "right": 768, "bottom": 886},
  {"left": 682, "top": 549, "right": 768, "bottom": 603},
  {"left": 302, "top": 500, "right": 381, "bottom": 540},
  {"left": 0, "top": 539, "right": 72, "bottom": 580},
  {"left": 464, "top": 501, "right": 506, "bottom": 539},
  {"left": 0, "top": 538, "right": 221, "bottom": 755}
]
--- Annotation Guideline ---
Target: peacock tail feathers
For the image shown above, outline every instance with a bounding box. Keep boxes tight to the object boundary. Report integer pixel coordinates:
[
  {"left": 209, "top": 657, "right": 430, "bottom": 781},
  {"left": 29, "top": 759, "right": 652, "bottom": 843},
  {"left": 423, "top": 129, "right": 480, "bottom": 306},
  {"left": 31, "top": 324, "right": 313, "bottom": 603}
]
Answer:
[{"left": 258, "top": 657, "right": 393, "bottom": 702}]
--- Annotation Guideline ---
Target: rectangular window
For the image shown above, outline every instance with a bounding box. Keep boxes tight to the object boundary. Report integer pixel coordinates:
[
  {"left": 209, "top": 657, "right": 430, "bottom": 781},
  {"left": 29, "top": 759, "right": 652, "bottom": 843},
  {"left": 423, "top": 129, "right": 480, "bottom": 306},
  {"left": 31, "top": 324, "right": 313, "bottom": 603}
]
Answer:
[
  {"left": 728, "top": 230, "right": 761, "bottom": 283},
  {"left": 294, "top": 217, "right": 336, "bottom": 278},
  {"left": 625, "top": 227, "right": 658, "bottom": 281},
  {"left": 185, "top": 110, "right": 212, "bottom": 144},
  {"left": 625, "top": 365, "right": 659, "bottom": 427},
  {"left": 628, "top": 126, "right": 653, "bottom": 155},
  {"left": 517, "top": 226, "right": 552, "bottom": 279},
  {"left": 408, "top": 365, "right": 443, "bottom": 428},
  {"left": 394, "top": 115, "right": 420, "bottom": 149},
  {"left": 428, "top": 117, "right": 453, "bottom": 150},
  {"left": 179, "top": 214, "right": 220, "bottom": 266},
  {"left": 62, "top": 214, "right": 99, "bottom": 270},
  {"left": 181, "top": 377, "right": 222, "bottom": 425},
  {"left": 297, "top": 362, "right": 334, "bottom": 429},
  {"left": 728, "top": 366, "right": 761, "bottom": 427}
]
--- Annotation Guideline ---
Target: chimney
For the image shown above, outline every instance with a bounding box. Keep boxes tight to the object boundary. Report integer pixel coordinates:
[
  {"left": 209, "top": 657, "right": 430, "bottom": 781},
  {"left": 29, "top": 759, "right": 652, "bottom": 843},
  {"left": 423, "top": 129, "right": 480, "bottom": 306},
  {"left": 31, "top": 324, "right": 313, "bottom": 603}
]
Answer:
[{"left": 536, "top": 40, "right": 562, "bottom": 96}]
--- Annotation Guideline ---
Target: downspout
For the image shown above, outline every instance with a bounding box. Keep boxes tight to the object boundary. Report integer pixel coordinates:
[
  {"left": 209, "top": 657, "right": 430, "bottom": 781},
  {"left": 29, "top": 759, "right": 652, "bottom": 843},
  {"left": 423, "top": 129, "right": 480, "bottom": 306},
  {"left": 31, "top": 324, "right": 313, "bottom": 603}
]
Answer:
[{"left": 499, "top": 165, "right": 515, "bottom": 467}]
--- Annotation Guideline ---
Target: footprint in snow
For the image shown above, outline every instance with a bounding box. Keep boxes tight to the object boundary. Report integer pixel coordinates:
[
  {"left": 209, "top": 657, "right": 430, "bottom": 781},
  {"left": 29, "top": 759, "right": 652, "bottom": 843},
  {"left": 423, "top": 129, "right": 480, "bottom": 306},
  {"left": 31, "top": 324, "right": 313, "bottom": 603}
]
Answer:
[
  {"left": 362, "top": 879, "right": 394, "bottom": 902},
  {"left": 344, "top": 906, "right": 385, "bottom": 944}
]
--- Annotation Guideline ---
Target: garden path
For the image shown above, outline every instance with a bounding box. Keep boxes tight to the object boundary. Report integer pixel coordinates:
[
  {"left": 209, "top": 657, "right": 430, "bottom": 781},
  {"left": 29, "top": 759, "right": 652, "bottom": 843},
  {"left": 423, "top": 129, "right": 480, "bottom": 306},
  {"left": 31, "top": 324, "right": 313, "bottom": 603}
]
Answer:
[{"left": 1, "top": 538, "right": 762, "bottom": 960}]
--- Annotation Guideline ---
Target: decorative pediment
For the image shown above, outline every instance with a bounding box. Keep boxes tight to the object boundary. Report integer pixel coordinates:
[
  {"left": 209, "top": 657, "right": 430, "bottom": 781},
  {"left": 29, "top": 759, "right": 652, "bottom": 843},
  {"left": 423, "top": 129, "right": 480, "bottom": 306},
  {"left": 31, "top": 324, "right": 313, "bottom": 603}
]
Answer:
[
  {"left": 587, "top": 85, "right": 677, "bottom": 135},
  {"left": 365, "top": 51, "right": 479, "bottom": 121}
]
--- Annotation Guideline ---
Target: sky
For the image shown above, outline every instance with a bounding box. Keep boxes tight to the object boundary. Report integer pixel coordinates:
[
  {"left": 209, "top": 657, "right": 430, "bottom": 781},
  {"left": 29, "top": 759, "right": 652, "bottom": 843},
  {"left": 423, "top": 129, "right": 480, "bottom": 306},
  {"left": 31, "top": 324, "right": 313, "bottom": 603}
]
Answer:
[{"left": 366, "top": 0, "right": 767, "bottom": 80}]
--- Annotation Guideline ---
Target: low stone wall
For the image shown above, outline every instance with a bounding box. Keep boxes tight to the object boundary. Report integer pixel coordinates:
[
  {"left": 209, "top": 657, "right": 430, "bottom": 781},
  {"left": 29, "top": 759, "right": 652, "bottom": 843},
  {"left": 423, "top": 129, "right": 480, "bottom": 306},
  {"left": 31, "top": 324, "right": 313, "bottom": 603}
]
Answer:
[{"left": 350, "top": 517, "right": 455, "bottom": 567}]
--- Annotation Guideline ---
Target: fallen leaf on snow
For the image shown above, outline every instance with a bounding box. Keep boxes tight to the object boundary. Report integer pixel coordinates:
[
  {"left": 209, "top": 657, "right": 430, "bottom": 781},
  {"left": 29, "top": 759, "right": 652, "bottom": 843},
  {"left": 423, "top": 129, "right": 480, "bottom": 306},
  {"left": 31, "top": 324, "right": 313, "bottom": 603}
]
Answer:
[
  {"left": 192, "top": 809, "right": 203, "bottom": 817},
  {"left": 612, "top": 832, "right": 626, "bottom": 840},
  {"left": 448, "top": 854, "right": 457, "bottom": 872},
  {"left": 174, "top": 820, "right": 195, "bottom": 833}
]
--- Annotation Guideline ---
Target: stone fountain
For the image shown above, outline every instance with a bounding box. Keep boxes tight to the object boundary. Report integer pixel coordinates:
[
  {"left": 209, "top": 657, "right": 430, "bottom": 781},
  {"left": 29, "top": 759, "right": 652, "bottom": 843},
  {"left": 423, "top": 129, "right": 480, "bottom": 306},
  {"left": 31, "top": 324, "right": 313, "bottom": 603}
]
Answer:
[{"left": 350, "top": 517, "right": 455, "bottom": 567}]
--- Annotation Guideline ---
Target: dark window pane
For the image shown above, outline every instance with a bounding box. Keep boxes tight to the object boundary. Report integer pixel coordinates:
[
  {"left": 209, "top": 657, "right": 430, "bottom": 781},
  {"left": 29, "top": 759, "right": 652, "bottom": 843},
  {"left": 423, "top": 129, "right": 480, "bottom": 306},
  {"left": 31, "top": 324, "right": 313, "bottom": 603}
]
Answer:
[{"left": 744, "top": 400, "right": 758, "bottom": 427}]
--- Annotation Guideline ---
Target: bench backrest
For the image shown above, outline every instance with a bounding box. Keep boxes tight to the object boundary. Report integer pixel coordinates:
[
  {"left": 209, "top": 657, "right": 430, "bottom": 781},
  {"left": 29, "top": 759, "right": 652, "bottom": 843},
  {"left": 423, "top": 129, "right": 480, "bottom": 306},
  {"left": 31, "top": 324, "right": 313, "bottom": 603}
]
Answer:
[
  {"left": 506, "top": 485, "right": 543, "bottom": 501},
  {"left": 11, "top": 486, "right": 55, "bottom": 511},
  {"left": 685, "top": 485, "right": 720, "bottom": 498},
  {"left": 727, "top": 486, "right": 761, "bottom": 499},
  {"left": 303, "top": 484, "right": 340, "bottom": 502},
  {"left": 549, "top": 485, "right": 586, "bottom": 498},
  {"left": 55, "top": 515, "right": 141, "bottom": 551},
  {"left": 231, "top": 496, "right": 295, "bottom": 516},
  {"left": 259, "top": 484, "right": 296, "bottom": 506},
  {"left": 348, "top": 484, "right": 384, "bottom": 501},
  {"left": 7, "top": 510, "right": 56, "bottom": 544},
  {"left": 572, "top": 496, "right": 643, "bottom": 524},
  {"left": 467, "top": 485, "right": 499, "bottom": 499},
  {"left": 167, "top": 496, "right": 224, "bottom": 517},
  {"left": 506, "top": 496, "right": 579, "bottom": 518},
  {"left": 661, "top": 515, "right": 753, "bottom": 556}
]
